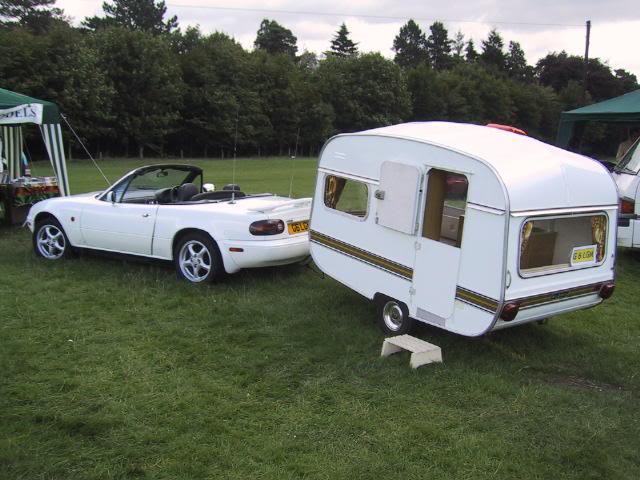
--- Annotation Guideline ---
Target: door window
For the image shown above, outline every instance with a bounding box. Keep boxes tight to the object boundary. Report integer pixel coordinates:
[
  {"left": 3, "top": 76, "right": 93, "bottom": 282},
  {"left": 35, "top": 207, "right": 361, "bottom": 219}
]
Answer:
[{"left": 422, "top": 169, "right": 468, "bottom": 247}]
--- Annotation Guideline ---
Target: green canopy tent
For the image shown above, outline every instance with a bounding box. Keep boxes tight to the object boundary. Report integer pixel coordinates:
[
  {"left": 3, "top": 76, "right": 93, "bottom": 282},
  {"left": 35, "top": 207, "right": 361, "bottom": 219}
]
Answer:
[
  {"left": 556, "top": 89, "right": 640, "bottom": 150},
  {"left": 0, "top": 88, "right": 70, "bottom": 195}
]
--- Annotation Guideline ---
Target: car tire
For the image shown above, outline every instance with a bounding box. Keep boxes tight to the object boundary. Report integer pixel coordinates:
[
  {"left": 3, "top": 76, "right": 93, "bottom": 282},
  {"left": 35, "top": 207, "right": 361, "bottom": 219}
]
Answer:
[
  {"left": 376, "top": 296, "right": 415, "bottom": 336},
  {"left": 173, "top": 232, "right": 224, "bottom": 284},
  {"left": 33, "top": 216, "right": 74, "bottom": 260}
]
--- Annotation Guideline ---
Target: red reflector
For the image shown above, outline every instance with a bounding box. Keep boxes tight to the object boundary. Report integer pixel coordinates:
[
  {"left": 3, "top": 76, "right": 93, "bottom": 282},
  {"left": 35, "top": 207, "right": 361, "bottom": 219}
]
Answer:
[
  {"left": 599, "top": 282, "right": 615, "bottom": 300},
  {"left": 229, "top": 247, "right": 244, "bottom": 252},
  {"left": 621, "top": 199, "right": 635, "bottom": 214},
  {"left": 500, "top": 302, "right": 520, "bottom": 322}
]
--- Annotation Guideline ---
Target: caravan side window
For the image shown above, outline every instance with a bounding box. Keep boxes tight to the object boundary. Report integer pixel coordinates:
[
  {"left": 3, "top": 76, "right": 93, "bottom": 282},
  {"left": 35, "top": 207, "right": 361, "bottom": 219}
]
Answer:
[
  {"left": 422, "top": 169, "right": 468, "bottom": 247},
  {"left": 324, "top": 175, "right": 368, "bottom": 218}
]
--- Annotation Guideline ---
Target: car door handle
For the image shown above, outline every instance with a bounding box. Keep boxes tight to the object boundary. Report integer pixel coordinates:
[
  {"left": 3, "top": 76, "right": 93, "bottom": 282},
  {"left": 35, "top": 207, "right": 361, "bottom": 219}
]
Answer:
[{"left": 142, "top": 213, "right": 150, "bottom": 218}]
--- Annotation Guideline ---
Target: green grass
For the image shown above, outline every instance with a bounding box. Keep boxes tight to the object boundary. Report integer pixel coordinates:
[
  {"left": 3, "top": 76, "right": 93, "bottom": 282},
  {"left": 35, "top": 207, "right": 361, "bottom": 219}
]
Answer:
[{"left": 1, "top": 158, "right": 640, "bottom": 479}]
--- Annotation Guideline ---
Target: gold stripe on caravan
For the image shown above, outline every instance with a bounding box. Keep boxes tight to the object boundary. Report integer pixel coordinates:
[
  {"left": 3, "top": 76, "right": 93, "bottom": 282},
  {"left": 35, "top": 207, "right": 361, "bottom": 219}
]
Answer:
[
  {"left": 455, "top": 287, "right": 499, "bottom": 313},
  {"left": 310, "top": 230, "right": 413, "bottom": 280}
]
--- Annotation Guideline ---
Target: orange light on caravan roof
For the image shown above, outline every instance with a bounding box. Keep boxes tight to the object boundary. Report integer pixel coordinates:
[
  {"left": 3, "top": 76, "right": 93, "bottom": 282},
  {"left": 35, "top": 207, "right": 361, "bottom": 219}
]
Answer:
[{"left": 486, "top": 123, "right": 528, "bottom": 136}]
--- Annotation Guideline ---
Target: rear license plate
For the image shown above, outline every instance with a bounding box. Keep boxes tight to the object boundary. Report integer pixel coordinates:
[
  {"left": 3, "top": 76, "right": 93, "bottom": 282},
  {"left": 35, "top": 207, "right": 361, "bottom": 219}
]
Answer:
[
  {"left": 571, "top": 245, "right": 596, "bottom": 266},
  {"left": 287, "top": 220, "right": 309, "bottom": 235}
]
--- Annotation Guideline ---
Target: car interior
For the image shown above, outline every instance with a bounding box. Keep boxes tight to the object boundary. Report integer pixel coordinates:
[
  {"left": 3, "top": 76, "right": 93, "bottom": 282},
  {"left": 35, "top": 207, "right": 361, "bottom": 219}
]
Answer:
[{"left": 108, "top": 166, "right": 249, "bottom": 205}]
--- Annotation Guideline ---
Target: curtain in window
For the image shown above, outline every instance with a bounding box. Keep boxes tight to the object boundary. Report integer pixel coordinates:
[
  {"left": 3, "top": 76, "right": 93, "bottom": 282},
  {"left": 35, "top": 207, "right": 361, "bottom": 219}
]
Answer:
[
  {"left": 591, "top": 216, "right": 606, "bottom": 262},
  {"left": 520, "top": 221, "right": 533, "bottom": 258},
  {"left": 324, "top": 175, "right": 346, "bottom": 209}
]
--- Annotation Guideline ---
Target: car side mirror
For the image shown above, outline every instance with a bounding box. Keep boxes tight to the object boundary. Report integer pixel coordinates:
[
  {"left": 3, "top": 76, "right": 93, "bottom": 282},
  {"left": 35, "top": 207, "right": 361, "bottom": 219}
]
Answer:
[
  {"left": 106, "top": 191, "right": 116, "bottom": 203},
  {"left": 203, "top": 183, "right": 215, "bottom": 192}
]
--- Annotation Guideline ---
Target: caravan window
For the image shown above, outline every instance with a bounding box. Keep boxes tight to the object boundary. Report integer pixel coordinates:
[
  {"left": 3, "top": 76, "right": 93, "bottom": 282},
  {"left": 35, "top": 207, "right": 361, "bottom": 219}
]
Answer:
[
  {"left": 324, "top": 175, "right": 368, "bottom": 218},
  {"left": 422, "top": 169, "right": 468, "bottom": 247},
  {"left": 519, "top": 213, "right": 608, "bottom": 276}
]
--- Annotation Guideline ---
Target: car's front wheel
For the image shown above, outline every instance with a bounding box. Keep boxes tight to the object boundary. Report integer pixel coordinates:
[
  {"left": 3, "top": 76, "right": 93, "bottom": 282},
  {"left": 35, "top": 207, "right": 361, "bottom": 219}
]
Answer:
[
  {"left": 173, "top": 232, "right": 223, "bottom": 284},
  {"left": 33, "top": 217, "right": 73, "bottom": 260}
]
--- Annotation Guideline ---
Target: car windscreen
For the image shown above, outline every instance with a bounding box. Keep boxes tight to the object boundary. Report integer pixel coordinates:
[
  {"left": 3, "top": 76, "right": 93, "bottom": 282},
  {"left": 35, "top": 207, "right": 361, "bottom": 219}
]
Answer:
[
  {"left": 120, "top": 168, "right": 193, "bottom": 202},
  {"left": 615, "top": 138, "right": 640, "bottom": 174}
]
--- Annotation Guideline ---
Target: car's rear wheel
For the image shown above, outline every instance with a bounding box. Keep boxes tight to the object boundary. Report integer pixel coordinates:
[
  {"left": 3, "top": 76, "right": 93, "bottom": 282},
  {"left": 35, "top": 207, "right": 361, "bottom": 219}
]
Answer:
[
  {"left": 173, "top": 232, "right": 223, "bottom": 283},
  {"left": 376, "top": 296, "right": 415, "bottom": 336},
  {"left": 33, "top": 217, "right": 73, "bottom": 260}
]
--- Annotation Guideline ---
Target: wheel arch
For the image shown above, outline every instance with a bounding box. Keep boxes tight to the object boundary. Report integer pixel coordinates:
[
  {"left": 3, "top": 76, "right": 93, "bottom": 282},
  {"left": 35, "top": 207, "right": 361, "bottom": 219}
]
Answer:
[
  {"left": 34, "top": 211, "right": 60, "bottom": 226},
  {"left": 171, "top": 228, "right": 220, "bottom": 258}
]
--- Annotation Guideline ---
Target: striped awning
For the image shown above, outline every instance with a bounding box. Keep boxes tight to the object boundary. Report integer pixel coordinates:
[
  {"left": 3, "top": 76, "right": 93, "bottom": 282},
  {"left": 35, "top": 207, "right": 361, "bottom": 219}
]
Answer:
[
  {"left": 40, "top": 124, "right": 70, "bottom": 196},
  {"left": 0, "top": 125, "right": 23, "bottom": 180},
  {"left": 0, "top": 124, "right": 70, "bottom": 196}
]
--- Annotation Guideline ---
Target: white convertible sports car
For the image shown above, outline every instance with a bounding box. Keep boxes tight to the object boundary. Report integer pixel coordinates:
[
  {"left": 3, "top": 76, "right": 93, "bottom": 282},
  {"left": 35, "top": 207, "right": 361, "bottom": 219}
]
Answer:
[{"left": 26, "top": 164, "right": 311, "bottom": 283}]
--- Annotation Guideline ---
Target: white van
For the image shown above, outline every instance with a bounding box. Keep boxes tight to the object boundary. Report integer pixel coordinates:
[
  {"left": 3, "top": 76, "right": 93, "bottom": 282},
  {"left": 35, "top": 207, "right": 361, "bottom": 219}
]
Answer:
[
  {"left": 309, "top": 122, "right": 617, "bottom": 337},
  {"left": 612, "top": 137, "right": 640, "bottom": 248}
]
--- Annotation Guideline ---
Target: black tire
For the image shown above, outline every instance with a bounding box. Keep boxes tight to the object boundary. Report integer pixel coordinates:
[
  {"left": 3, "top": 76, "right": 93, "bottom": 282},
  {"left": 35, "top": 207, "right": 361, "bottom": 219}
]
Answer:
[
  {"left": 173, "top": 232, "right": 224, "bottom": 284},
  {"left": 376, "top": 296, "right": 415, "bottom": 336},
  {"left": 33, "top": 216, "right": 74, "bottom": 260}
]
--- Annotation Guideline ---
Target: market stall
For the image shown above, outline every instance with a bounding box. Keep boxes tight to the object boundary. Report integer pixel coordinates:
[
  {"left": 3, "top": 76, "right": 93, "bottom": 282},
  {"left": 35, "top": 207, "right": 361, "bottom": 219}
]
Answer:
[
  {"left": 0, "top": 88, "right": 69, "bottom": 224},
  {"left": 556, "top": 89, "right": 640, "bottom": 149}
]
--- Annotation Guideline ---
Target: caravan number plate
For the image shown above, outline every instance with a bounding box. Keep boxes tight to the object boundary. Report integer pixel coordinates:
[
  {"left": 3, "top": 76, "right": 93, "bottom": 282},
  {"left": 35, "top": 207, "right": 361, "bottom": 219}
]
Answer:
[
  {"left": 288, "top": 220, "right": 309, "bottom": 235},
  {"left": 570, "top": 245, "right": 596, "bottom": 266}
]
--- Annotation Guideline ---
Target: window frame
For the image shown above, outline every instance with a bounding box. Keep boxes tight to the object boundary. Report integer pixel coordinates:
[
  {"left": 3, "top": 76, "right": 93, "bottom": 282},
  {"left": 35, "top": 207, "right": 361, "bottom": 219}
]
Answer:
[
  {"left": 322, "top": 173, "right": 370, "bottom": 222},
  {"left": 517, "top": 211, "right": 609, "bottom": 279}
]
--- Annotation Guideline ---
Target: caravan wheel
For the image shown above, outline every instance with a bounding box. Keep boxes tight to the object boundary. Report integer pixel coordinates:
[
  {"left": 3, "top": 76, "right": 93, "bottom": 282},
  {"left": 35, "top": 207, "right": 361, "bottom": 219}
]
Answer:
[{"left": 377, "top": 297, "right": 415, "bottom": 336}]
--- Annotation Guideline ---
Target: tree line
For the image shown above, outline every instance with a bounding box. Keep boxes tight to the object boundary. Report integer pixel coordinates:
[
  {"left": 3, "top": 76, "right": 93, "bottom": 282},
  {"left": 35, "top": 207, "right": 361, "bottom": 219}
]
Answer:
[{"left": 1, "top": 0, "right": 637, "bottom": 159}]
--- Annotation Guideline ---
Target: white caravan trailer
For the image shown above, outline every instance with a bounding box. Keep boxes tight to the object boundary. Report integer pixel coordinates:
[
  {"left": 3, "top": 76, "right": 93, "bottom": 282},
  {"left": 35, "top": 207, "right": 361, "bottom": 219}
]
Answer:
[{"left": 309, "top": 122, "right": 617, "bottom": 337}]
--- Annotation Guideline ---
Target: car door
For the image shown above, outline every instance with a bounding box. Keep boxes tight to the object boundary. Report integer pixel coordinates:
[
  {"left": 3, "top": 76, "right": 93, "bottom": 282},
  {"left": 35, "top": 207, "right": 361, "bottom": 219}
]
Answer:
[{"left": 80, "top": 183, "right": 158, "bottom": 256}]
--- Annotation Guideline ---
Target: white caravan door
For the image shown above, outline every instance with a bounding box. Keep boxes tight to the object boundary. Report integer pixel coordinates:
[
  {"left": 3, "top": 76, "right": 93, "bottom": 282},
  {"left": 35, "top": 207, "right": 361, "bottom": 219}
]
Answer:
[
  {"left": 411, "top": 168, "right": 469, "bottom": 322},
  {"left": 376, "top": 161, "right": 422, "bottom": 234}
]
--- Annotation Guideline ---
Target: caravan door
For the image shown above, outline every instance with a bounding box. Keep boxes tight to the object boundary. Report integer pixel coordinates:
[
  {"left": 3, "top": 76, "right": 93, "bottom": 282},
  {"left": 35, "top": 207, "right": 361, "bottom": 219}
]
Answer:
[{"left": 411, "top": 169, "right": 469, "bottom": 323}]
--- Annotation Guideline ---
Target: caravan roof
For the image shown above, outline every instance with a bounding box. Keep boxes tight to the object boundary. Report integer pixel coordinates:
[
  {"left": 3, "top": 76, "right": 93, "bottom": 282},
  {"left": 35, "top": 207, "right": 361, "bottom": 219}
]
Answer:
[{"left": 324, "top": 122, "right": 617, "bottom": 212}]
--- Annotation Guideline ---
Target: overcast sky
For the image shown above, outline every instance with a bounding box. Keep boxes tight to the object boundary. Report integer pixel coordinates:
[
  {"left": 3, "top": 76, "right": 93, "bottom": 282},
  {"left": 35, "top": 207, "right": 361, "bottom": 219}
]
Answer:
[{"left": 58, "top": 0, "right": 640, "bottom": 77}]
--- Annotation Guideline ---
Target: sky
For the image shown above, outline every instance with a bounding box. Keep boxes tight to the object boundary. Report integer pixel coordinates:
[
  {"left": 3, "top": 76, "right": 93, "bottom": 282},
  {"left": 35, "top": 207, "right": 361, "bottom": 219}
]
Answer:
[{"left": 57, "top": 0, "right": 640, "bottom": 78}]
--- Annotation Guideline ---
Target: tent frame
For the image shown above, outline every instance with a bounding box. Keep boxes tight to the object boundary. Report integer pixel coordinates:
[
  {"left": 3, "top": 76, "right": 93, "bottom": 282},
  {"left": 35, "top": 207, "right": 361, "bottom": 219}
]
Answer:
[{"left": 0, "top": 89, "right": 70, "bottom": 196}]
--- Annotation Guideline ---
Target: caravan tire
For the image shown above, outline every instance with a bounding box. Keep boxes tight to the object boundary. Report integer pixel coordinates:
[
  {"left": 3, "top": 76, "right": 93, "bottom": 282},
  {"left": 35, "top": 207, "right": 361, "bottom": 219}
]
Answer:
[{"left": 376, "top": 296, "right": 415, "bottom": 336}]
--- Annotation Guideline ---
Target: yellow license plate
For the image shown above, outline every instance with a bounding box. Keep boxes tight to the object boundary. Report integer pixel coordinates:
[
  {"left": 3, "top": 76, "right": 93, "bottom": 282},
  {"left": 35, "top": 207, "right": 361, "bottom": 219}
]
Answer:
[
  {"left": 571, "top": 246, "right": 595, "bottom": 264},
  {"left": 287, "top": 220, "right": 309, "bottom": 235}
]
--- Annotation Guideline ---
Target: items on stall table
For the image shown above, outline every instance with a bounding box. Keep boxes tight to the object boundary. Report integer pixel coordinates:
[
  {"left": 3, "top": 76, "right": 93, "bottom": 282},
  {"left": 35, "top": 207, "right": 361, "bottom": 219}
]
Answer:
[{"left": 0, "top": 176, "right": 59, "bottom": 225}]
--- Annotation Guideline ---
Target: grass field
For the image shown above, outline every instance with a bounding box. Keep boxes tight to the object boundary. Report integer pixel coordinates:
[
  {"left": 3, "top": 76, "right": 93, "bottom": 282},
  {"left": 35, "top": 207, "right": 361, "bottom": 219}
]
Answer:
[{"left": 1, "top": 157, "right": 640, "bottom": 479}]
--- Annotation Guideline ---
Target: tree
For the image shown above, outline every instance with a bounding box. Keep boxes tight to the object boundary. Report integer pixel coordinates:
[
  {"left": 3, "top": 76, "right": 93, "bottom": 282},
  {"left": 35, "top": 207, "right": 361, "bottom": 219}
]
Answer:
[
  {"left": 465, "top": 39, "right": 478, "bottom": 62},
  {"left": 505, "top": 41, "right": 533, "bottom": 82},
  {"left": 83, "top": 0, "right": 178, "bottom": 35},
  {"left": 254, "top": 19, "right": 297, "bottom": 57},
  {"left": 94, "top": 27, "right": 183, "bottom": 157},
  {"left": 535, "top": 51, "right": 638, "bottom": 102},
  {"left": 480, "top": 29, "right": 506, "bottom": 71},
  {"left": 392, "top": 19, "right": 428, "bottom": 68},
  {"left": 317, "top": 53, "right": 410, "bottom": 132},
  {"left": 327, "top": 23, "right": 358, "bottom": 57},
  {"left": 0, "top": 0, "right": 63, "bottom": 32},
  {"left": 452, "top": 30, "right": 465, "bottom": 60},
  {"left": 426, "top": 22, "right": 452, "bottom": 70}
]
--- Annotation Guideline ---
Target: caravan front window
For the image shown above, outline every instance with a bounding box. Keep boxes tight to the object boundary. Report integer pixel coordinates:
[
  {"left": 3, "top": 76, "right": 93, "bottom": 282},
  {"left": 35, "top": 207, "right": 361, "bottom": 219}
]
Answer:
[
  {"left": 324, "top": 175, "right": 369, "bottom": 218},
  {"left": 519, "top": 213, "right": 608, "bottom": 276}
]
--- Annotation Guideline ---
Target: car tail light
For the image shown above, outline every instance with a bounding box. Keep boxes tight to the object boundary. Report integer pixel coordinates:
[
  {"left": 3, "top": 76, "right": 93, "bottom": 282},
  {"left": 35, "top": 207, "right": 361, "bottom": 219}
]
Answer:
[
  {"left": 249, "top": 219, "right": 284, "bottom": 236},
  {"left": 500, "top": 302, "right": 520, "bottom": 322},
  {"left": 620, "top": 198, "right": 635, "bottom": 214},
  {"left": 599, "top": 282, "right": 615, "bottom": 300}
]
